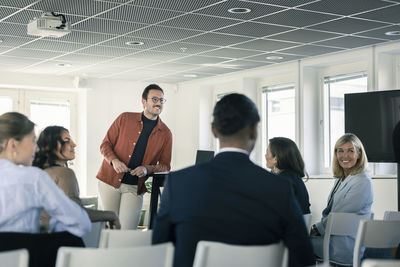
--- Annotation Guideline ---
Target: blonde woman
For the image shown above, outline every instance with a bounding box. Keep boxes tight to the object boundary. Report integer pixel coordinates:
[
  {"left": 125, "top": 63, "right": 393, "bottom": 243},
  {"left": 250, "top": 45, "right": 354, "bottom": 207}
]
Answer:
[{"left": 310, "top": 133, "right": 373, "bottom": 265}]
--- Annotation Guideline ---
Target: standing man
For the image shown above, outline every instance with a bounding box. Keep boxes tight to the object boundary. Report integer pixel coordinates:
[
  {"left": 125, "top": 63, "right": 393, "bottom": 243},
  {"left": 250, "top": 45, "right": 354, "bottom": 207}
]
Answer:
[
  {"left": 96, "top": 84, "right": 172, "bottom": 229},
  {"left": 152, "top": 93, "right": 315, "bottom": 267}
]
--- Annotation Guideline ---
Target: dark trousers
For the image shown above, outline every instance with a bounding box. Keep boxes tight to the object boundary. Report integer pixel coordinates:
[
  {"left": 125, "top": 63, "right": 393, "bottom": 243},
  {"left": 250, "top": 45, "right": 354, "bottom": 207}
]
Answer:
[{"left": 0, "top": 231, "right": 84, "bottom": 267}]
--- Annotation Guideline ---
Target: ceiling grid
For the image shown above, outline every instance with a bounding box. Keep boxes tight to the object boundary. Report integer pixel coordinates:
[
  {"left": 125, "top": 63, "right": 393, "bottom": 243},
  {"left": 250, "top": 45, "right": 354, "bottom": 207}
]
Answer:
[{"left": 0, "top": 0, "right": 398, "bottom": 83}]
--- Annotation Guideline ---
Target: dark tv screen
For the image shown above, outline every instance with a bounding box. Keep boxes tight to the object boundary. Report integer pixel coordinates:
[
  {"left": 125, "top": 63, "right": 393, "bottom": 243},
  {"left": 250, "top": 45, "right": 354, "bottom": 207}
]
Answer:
[{"left": 345, "top": 90, "right": 400, "bottom": 162}]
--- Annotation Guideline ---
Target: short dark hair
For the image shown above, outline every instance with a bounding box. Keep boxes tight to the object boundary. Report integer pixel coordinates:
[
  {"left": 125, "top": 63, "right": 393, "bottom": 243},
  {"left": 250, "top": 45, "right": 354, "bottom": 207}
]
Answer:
[
  {"left": 142, "top": 84, "right": 164, "bottom": 100},
  {"left": 269, "top": 137, "right": 307, "bottom": 178},
  {"left": 212, "top": 93, "right": 260, "bottom": 136},
  {"left": 33, "top": 126, "right": 69, "bottom": 169},
  {"left": 0, "top": 112, "right": 35, "bottom": 153}
]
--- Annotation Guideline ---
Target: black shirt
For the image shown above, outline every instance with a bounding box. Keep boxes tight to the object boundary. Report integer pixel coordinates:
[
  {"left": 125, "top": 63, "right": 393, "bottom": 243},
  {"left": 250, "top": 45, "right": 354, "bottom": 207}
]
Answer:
[{"left": 121, "top": 114, "right": 158, "bottom": 185}]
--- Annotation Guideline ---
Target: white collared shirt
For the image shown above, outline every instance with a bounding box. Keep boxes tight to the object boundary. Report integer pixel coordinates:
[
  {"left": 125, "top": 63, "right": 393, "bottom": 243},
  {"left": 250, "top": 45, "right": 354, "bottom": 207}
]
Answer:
[
  {"left": 217, "top": 147, "right": 250, "bottom": 156},
  {"left": 0, "top": 159, "right": 91, "bottom": 237}
]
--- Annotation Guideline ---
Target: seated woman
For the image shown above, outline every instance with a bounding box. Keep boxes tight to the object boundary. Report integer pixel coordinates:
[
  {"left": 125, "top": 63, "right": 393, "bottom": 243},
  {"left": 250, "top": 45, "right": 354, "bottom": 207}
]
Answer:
[
  {"left": 0, "top": 112, "right": 90, "bottom": 236},
  {"left": 265, "top": 137, "right": 311, "bottom": 214},
  {"left": 310, "top": 133, "right": 373, "bottom": 265},
  {"left": 33, "top": 126, "right": 121, "bottom": 230}
]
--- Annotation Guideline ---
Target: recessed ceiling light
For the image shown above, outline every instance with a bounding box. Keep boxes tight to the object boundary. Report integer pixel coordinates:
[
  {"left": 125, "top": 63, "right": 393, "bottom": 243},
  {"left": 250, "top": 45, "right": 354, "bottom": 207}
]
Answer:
[
  {"left": 56, "top": 63, "right": 72, "bottom": 67},
  {"left": 228, "top": 7, "right": 251, "bottom": 14},
  {"left": 385, "top": 31, "right": 400, "bottom": 36},
  {"left": 0, "top": 39, "right": 3, "bottom": 43},
  {"left": 266, "top": 56, "right": 284, "bottom": 60},
  {"left": 125, "top": 41, "right": 144, "bottom": 46},
  {"left": 184, "top": 74, "right": 197, "bottom": 78}
]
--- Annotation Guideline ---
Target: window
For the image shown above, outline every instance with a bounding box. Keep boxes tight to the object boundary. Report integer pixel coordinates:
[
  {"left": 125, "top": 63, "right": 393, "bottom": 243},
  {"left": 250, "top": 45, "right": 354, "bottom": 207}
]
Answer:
[
  {"left": 30, "top": 100, "right": 71, "bottom": 135},
  {"left": 0, "top": 97, "right": 13, "bottom": 114},
  {"left": 261, "top": 83, "right": 296, "bottom": 166},
  {"left": 323, "top": 72, "right": 368, "bottom": 168}
]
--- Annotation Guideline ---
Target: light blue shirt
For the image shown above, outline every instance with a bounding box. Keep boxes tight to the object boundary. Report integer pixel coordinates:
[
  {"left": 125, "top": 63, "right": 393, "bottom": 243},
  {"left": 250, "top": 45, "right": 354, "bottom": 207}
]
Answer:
[{"left": 0, "top": 159, "right": 91, "bottom": 237}]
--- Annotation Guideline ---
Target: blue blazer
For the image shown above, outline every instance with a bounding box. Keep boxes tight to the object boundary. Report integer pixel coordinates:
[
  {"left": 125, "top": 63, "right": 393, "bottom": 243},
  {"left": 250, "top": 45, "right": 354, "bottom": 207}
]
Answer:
[
  {"left": 312, "top": 171, "right": 373, "bottom": 265},
  {"left": 152, "top": 151, "right": 315, "bottom": 267}
]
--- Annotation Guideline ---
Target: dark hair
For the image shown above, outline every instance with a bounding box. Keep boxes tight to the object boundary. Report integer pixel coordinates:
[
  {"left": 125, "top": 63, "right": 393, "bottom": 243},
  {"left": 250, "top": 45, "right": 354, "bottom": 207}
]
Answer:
[
  {"left": 212, "top": 93, "right": 260, "bottom": 136},
  {"left": 269, "top": 137, "right": 308, "bottom": 179},
  {"left": 0, "top": 112, "right": 35, "bottom": 153},
  {"left": 142, "top": 84, "right": 164, "bottom": 100},
  {"left": 33, "top": 126, "right": 68, "bottom": 169}
]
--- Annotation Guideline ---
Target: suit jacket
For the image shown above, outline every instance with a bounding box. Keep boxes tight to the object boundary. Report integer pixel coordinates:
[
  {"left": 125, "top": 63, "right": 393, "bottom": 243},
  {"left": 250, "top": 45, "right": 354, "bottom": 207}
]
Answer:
[
  {"left": 152, "top": 151, "right": 315, "bottom": 267},
  {"left": 312, "top": 171, "right": 373, "bottom": 265}
]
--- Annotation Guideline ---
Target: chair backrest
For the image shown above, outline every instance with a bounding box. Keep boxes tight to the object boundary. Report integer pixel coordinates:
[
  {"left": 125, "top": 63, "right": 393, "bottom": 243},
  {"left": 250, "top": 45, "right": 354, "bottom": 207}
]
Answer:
[
  {"left": 81, "top": 196, "right": 99, "bottom": 210},
  {"left": 353, "top": 220, "right": 400, "bottom": 267},
  {"left": 383, "top": 211, "right": 400, "bottom": 221},
  {"left": 98, "top": 229, "right": 152, "bottom": 248},
  {"left": 0, "top": 249, "right": 29, "bottom": 267},
  {"left": 0, "top": 231, "right": 84, "bottom": 267},
  {"left": 303, "top": 213, "right": 312, "bottom": 233},
  {"left": 192, "top": 241, "right": 287, "bottom": 267},
  {"left": 55, "top": 242, "right": 174, "bottom": 267},
  {"left": 361, "top": 259, "right": 400, "bottom": 267},
  {"left": 323, "top": 212, "right": 372, "bottom": 263},
  {"left": 82, "top": 221, "right": 106, "bottom": 248}
]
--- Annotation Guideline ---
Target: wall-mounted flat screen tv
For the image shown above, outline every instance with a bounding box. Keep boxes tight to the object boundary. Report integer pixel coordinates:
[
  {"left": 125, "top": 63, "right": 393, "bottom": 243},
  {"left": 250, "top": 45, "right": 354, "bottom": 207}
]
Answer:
[{"left": 345, "top": 89, "right": 400, "bottom": 163}]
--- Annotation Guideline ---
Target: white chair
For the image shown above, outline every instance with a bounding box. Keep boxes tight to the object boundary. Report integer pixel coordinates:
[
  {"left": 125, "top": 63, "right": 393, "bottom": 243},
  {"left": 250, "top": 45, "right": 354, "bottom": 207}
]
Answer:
[
  {"left": 55, "top": 242, "right": 174, "bottom": 267},
  {"left": 303, "top": 213, "right": 312, "bottom": 233},
  {"left": 361, "top": 259, "right": 400, "bottom": 267},
  {"left": 98, "top": 229, "right": 152, "bottom": 248},
  {"left": 353, "top": 220, "right": 400, "bottom": 267},
  {"left": 192, "top": 240, "right": 287, "bottom": 267},
  {"left": 383, "top": 211, "right": 400, "bottom": 221},
  {"left": 0, "top": 249, "right": 29, "bottom": 267},
  {"left": 82, "top": 221, "right": 106, "bottom": 248},
  {"left": 323, "top": 212, "right": 372, "bottom": 265}
]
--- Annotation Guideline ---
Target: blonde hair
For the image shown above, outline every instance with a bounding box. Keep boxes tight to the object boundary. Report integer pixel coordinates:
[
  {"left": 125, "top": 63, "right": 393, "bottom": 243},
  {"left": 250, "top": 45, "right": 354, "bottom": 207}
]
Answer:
[{"left": 332, "top": 133, "right": 368, "bottom": 178}]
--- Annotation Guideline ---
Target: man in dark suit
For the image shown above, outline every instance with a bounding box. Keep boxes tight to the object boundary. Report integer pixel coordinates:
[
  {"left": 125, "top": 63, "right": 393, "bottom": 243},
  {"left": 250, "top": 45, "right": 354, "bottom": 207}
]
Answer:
[{"left": 152, "top": 93, "right": 315, "bottom": 267}]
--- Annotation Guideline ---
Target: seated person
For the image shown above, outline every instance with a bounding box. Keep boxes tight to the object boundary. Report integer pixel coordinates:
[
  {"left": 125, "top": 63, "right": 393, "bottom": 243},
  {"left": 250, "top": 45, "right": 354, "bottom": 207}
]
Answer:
[
  {"left": 0, "top": 112, "right": 90, "bottom": 236},
  {"left": 33, "top": 126, "right": 120, "bottom": 230},
  {"left": 152, "top": 93, "right": 315, "bottom": 267},
  {"left": 265, "top": 137, "right": 311, "bottom": 214},
  {"left": 310, "top": 133, "right": 373, "bottom": 265}
]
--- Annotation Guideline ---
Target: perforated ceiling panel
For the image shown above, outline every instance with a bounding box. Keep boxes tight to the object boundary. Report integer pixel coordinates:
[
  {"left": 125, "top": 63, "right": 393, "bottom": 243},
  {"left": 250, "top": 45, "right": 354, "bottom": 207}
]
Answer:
[{"left": 0, "top": 0, "right": 399, "bottom": 83}]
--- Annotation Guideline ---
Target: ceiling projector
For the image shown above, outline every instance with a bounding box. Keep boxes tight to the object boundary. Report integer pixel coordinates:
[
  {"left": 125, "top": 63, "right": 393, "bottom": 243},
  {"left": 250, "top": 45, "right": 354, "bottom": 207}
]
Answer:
[{"left": 27, "top": 12, "right": 71, "bottom": 38}]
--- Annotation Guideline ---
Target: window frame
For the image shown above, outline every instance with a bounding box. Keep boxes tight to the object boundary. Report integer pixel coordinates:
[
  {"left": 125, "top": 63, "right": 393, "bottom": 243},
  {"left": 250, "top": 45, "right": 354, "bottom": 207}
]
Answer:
[{"left": 318, "top": 62, "right": 369, "bottom": 175}]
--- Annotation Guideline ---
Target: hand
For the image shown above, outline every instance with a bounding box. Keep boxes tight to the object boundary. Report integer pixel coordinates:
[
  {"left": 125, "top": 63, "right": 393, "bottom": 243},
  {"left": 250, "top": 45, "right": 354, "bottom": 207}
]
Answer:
[
  {"left": 108, "top": 218, "right": 121, "bottom": 229},
  {"left": 107, "top": 212, "right": 121, "bottom": 229},
  {"left": 111, "top": 159, "right": 130, "bottom": 174},
  {"left": 130, "top": 166, "right": 147, "bottom": 177},
  {"left": 310, "top": 224, "right": 321, "bottom": 237}
]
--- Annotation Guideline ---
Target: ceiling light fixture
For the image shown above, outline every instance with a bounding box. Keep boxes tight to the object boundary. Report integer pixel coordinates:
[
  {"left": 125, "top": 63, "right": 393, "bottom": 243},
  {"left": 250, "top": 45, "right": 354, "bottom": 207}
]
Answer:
[
  {"left": 184, "top": 74, "right": 197, "bottom": 78},
  {"left": 125, "top": 41, "right": 144, "bottom": 46},
  {"left": 266, "top": 55, "right": 284, "bottom": 60},
  {"left": 228, "top": 7, "right": 251, "bottom": 14},
  {"left": 0, "top": 39, "right": 3, "bottom": 43},
  {"left": 385, "top": 31, "right": 400, "bottom": 36},
  {"left": 56, "top": 63, "right": 72, "bottom": 67}
]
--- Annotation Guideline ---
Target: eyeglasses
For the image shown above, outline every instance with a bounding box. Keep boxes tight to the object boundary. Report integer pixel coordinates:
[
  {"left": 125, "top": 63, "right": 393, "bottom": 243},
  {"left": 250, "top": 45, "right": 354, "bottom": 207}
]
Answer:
[{"left": 148, "top": 97, "right": 166, "bottom": 104}]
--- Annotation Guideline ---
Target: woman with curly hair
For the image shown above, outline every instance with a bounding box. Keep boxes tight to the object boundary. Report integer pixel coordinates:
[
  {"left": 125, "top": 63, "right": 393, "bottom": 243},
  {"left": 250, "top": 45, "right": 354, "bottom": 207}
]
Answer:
[{"left": 33, "top": 126, "right": 120, "bottom": 230}]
